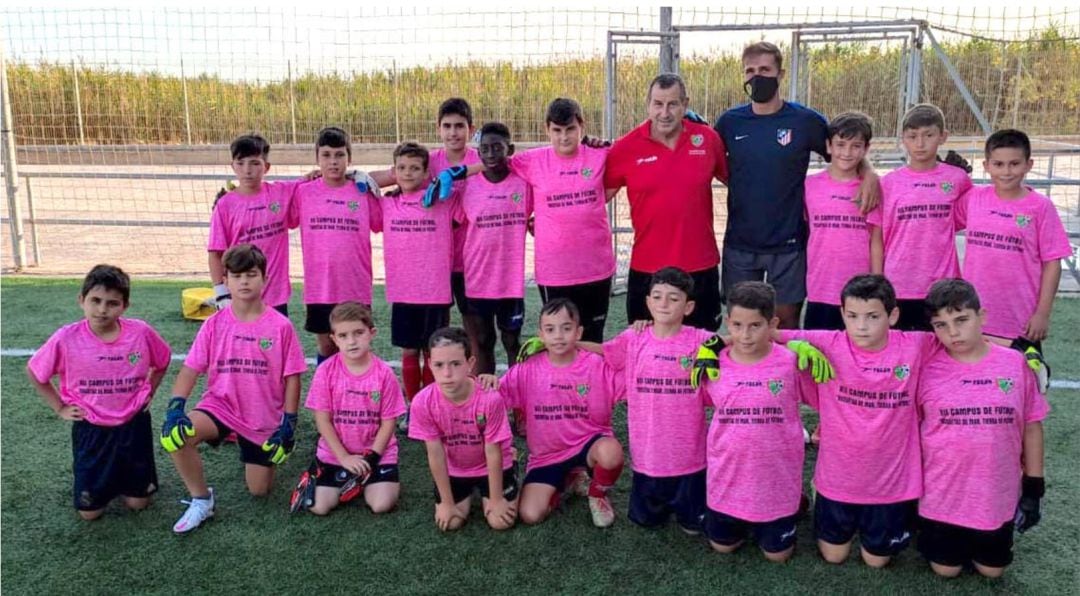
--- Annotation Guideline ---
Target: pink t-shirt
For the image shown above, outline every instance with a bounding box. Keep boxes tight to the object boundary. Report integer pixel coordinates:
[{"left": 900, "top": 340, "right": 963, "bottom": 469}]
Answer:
[
  {"left": 917, "top": 344, "right": 1049, "bottom": 530},
  {"left": 603, "top": 326, "right": 714, "bottom": 476},
  {"left": 511, "top": 146, "right": 616, "bottom": 286},
  {"left": 499, "top": 350, "right": 622, "bottom": 472},
  {"left": 779, "top": 329, "right": 934, "bottom": 504},
  {"left": 704, "top": 345, "right": 814, "bottom": 521},
  {"left": 407, "top": 382, "right": 514, "bottom": 478},
  {"left": 304, "top": 354, "right": 407, "bottom": 466},
  {"left": 430, "top": 148, "right": 481, "bottom": 274},
  {"left": 288, "top": 178, "right": 381, "bottom": 305},
  {"left": 28, "top": 318, "right": 171, "bottom": 426},
  {"left": 870, "top": 164, "right": 972, "bottom": 299},
  {"left": 455, "top": 172, "right": 532, "bottom": 299},
  {"left": 956, "top": 186, "right": 1072, "bottom": 339},
  {"left": 184, "top": 307, "right": 307, "bottom": 444},
  {"left": 379, "top": 188, "right": 456, "bottom": 305},
  {"left": 208, "top": 181, "right": 300, "bottom": 307},
  {"left": 804, "top": 170, "right": 880, "bottom": 305}
]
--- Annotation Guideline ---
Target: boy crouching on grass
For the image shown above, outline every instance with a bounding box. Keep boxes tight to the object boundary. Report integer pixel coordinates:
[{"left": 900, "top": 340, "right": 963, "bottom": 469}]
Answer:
[{"left": 28, "top": 264, "right": 172, "bottom": 520}]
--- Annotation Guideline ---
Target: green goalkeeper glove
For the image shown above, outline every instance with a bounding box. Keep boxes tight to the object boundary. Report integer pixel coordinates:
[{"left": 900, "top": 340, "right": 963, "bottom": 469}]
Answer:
[
  {"left": 516, "top": 337, "right": 547, "bottom": 363},
  {"left": 786, "top": 340, "right": 835, "bottom": 383},
  {"left": 690, "top": 335, "right": 723, "bottom": 389}
]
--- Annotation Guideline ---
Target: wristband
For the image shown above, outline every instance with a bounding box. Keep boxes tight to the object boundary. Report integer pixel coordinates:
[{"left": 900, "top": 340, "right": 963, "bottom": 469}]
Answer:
[{"left": 1022, "top": 475, "right": 1045, "bottom": 499}]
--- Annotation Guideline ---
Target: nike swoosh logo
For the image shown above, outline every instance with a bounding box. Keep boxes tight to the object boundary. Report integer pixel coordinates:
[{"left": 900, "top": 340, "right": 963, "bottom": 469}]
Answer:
[
  {"left": 780, "top": 527, "right": 797, "bottom": 540},
  {"left": 735, "top": 135, "right": 750, "bottom": 140},
  {"left": 888, "top": 531, "right": 911, "bottom": 546}
]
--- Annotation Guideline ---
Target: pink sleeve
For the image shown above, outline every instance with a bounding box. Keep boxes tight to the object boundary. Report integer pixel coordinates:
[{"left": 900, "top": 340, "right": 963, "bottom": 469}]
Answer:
[
  {"left": 207, "top": 201, "right": 229, "bottom": 252},
  {"left": 509, "top": 150, "right": 537, "bottom": 184},
  {"left": 1038, "top": 199, "right": 1073, "bottom": 261},
  {"left": 498, "top": 367, "right": 522, "bottom": 410},
  {"left": 282, "top": 324, "right": 308, "bottom": 377},
  {"left": 407, "top": 396, "right": 440, "bottom": 442},
  {"left": 368, "top": 196, "right": 383, "bottom": 233},
  {"left": 605, "top": 361, "right": 625, "bottom": 406},
  {"left": 954, "top": 188, "right": 970, "bottom": 231},
  {"left": 145, "top": 325, "right": 172, "bottom": 370},
  {"left": 27, "top": 330, "right": 63, "bottom": 384},
  {"left": 482, "top": 395, "right": 513, "bottom": 445},
  {"left": 304, "top": 365, "right": 332, "bottom": 412},
  {"left": 286, "top": 189, "right": 301, "bottom": 230},
  {"left": 796, "top": 368, "right": 819, "bottom": 409},
  {"left": 602, "top": 330, "right": 632, "bottom": 372},
  {"left": 183, "top": 321, "right": 213, "bottom": 373},
  {"left": 957, "top": 173, "right": 974, "bottom": 197},
  {"left": 451, "top": 193, "right": 466, "bottom": 224},
  {"left": 380, "top": 370, "right": 407, "bottom": 419}
]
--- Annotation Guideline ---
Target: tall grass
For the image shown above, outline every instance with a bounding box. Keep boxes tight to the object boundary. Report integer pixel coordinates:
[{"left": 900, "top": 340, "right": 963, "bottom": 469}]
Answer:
[{"left": 7, "top": 29, "right": 1080, "bottom": 146}]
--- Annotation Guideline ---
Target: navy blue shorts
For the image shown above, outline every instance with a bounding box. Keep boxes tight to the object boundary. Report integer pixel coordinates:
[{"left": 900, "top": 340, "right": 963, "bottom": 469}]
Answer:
[
  {"left": 465, "top": 297, "right": 526, "bottom": 332},
  {"left": 722, "top": 245, "right": 807, "bottom": 306},
  {"left": 628, "top": 469, "right": 707, "bottom": 532},
  {"left": 390, "top": 303, "right": 451, "bottom": 350},
  {"left": 537, "top": 277, "right": 611, "bottom": 344},
  {"left": 71, "top": 410, "right": 158, "bottom": 511},
  {"left": 896, "top": 298, "right": 931, "bottom": 332},
  {"left": 523, "top": 434, "right": 606, "bottom": 489},
  {"left": 803, "top": 301, "right": 845, "bottom": 331},
  {"left": 814, "top": 493, "right": 917, "bottom": 557},
  {"left": 198, "top": 409, "right": 277, "bottom": 467},
  {"left": 272, "top": 303, "right": 289, "bottom": 317},
  {"left": 314, "top": 460, "right": 399, "bottom": 487},
  {"left": 705, "top": 509, "right": 799, "bottom": 553},
  {"left": 451, "top": 271, "right": 468, "bottom": 317},
  {"left": 917, "top": 516, "right": 1014, "bottom": 569},
  {"left": 627, "top": 266, "right": 722, "bottom": 332},
  {"left": 433, "top": 467, "right": 520, "bottom": 504}
]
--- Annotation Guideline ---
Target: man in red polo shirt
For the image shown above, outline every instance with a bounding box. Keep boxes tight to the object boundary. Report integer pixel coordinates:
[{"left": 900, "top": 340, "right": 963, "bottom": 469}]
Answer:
[{"left": 605, "top": 73, "right": 729, "bottom": 330}]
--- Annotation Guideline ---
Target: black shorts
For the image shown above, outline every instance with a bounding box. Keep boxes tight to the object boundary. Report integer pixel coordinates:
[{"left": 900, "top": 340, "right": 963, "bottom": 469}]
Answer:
[
  {"left": 896, "top": 298, "right": 931, "bottom": 332},
  {"left": 917, "top": 516, "right": 1014, "bottom": 569},
  {"left": 628, "top": 469, "right": 707, "bottom": 532},
  {"left": 314, "top": 460, "right": 400, "bottom": 487},
  {"left": 433, "top": 467, "right": 520, "bottom": 504},
  {"left": 537, "top": 277, "right": 612, "bottom": 343},
  {"left": 627, "top": 266, "right": 722, "bottom": 332},
  {"left": 272, "top": 303, "right": 289, "bottom": 317},
  {"left": 451, "top": 271, "right": 468, "bottom": 317},
  {"left": 197, "top": 409, "right": 277, "bottom": 467},
  {"left": 705, "top": 509, "right": 799, "bottom": 554},
  {"left": 390, "top": 303, "right": 451, "bottom": 349},
  {"left": 721, "top": 246, "right": 807, "bottom": 306},
  {"left": 71, "top": 410, "right": 158, "bottom": 511},
  {"left": 803, "top": 301, "right": 845, "bottom": 331},
  {"left": 304, "top": 303, "right": 336, "bottom": 334},
  {"left": 814, "top": 493, "right": 917, "bottom": 557},
  {"left": 523, "top": 434, "right": 606, "bottom": 489},
  {"left": 465, "top": 297, "right": 526, "bottom": 332}
]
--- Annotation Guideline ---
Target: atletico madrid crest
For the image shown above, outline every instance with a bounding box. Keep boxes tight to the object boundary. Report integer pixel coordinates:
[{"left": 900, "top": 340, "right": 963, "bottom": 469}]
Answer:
[{"left": 776, "top": 128, "right": 792, "bottom": 146}]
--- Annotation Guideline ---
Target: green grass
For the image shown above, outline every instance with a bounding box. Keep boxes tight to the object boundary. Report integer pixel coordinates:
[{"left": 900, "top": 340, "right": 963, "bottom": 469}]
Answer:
[{"left": 2, "top": 277, "right": 1078, "bottom": 595}]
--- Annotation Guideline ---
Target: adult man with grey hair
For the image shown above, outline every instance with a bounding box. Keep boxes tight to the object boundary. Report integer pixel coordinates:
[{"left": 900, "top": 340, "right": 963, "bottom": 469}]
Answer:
[{"left": 605, "top": 73, "right": 729, "bottom": 331}]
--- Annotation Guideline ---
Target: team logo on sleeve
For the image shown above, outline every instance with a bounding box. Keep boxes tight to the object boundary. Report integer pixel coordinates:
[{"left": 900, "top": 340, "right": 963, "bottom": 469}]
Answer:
[
  {"left": 1015, "top": 214, "right": 1031, "bottom": 228},
  {"left": 511, "top": 192, "right": 523, "bottom": 204},
  {"left": 767, "top": 379, "right": 784, "bottom": 396},
  {"left": 776, "top": 129, "right": 792, "bottom": 146},
  {"left": 268, "top": 201, "right": 281, "bottom": 214},
  {"left": 370, "top": 390, "right": 382, "bottom": 403},
  {"left": 893, "top": 364, "right": 911, "bottom": 380},
  {"left": 690, "top": 134, "right": 704, "bottom": 147},
  {"left": 127, "top": 351, "right": 142, "bottom": 366},
  {"left": 679, "top": 355, "right": 693, "bottom": 370},
  {"left": 940, "top": 182, "right": 955, "bottom": 194},
  {"left": 576, "top": 383, "right": 590, "bottom": 398},
  {"left": 259, "top": 337, "right": 274, "bottom": 351},
  {"left": 347, "top": 200, "right": 359, "bottom": 212},
  {"left": 997, "top": 377, "right": 1015, "bottom": 394},
  {"left": 581, "top": 168, "right": 594, "bottom": 179}
]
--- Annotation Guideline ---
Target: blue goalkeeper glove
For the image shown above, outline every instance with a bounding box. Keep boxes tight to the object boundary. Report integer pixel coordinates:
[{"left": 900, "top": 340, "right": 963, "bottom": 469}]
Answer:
[
  {"left": 160, "top": 397, "right": 195, "bottom": 453},
  {"left": 684, "top": 109, "right": 709, "bottom": 125},
  {"left": 348, "top": 170, "right": 382, "bottom": 198},
  {"left": 423, "top": 165, "right": 468, "bottom": 208},
  {"left": 1014, "top": 475, "right": 1044, "bottom": 533},
  {"left": 690, "top": 335, "right": 723, "bottom": 389},
  {"left": 516, "top": 337, "right": 547, "bottom": 363},
  {"left": 262, "top": 412, "right": 298, "bottom": 465},
  {"left": 786, "top": 340, "right": 835, "bottom": 383}
]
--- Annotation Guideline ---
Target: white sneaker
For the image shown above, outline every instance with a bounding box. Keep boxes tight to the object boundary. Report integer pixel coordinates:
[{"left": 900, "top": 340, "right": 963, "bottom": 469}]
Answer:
[{"left": 173, "top": 488, "right": 215, "bottom": 534}]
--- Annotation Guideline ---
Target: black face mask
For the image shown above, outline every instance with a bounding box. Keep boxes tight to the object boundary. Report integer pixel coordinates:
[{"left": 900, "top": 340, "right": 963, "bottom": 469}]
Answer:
[{"left": 744, "top": 75, "right": 779, "bottom": 103}]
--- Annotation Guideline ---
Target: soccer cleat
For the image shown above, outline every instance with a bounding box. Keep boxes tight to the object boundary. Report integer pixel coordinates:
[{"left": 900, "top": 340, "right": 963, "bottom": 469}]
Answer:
[
  {"left": 588, "top": 495, "right": 616, "bottom": 528},
  {"left": 173, "top": 489, "right": 215, "bottom": 534},
  {"left": 565, "top": 468, "right": 589, "bottom": 498}
]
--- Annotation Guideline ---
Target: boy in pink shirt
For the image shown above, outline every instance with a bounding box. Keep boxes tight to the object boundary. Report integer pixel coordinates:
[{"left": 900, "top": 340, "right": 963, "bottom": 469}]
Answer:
[
  {"left": 27, "top": 265, "right": 171, "bottom": 520},
  {"left": 916, "top": 279, "right": 1047, "bottom": 578},
  {"left": 298, "top": 302, "right": 406, "bottom": 516},
  {"left": 778, "top": 274, "right": 933, "bottom": 567},
  {"left": 580, "top": 267, "right": 714, "bottom": 534},
  {"left": 700, "top": 282, "right": 817, "bottom": 562},
  {"left": 803, "top": 112, "right": 883, "bottom": 330},
  {"left": 378, "top": 142, "right": 456, "bottom": 411},
  {"left": 500, "top": 298, "right": 625, "bottom": 528},
  {"left": 161, "top": 244, "right": 307, "bottom": 534},
  {"left": 956, "top": 129, "right": 1071, "bottom": 350},
  {"left": 208, "top": 134, "right": 302, "bottom": 315},
  {"left": 455, "top": 122, "right": 531, "bottom": 375},
  {"left": 409, "top": 327, "right": 519, "bottom": 532},
  {"left": 869, "top": 104, "right": 972, "bottom": 331},
  {"left": 289, "top": 127, "right": 381, "bottom": 365}
]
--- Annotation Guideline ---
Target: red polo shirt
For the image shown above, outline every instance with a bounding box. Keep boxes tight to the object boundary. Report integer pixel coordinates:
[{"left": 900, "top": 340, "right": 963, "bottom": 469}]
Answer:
[{"left": 604, "top": 120, "right": 728, "bottom": 274}]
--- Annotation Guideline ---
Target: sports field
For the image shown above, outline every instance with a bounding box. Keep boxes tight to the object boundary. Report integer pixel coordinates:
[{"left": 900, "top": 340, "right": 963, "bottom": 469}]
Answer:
[{"left": 1, "top": 277, "right": 1078, "bottom": 595}]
